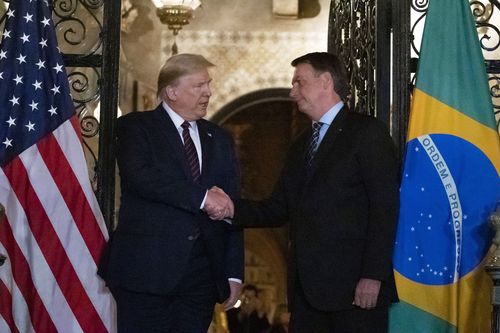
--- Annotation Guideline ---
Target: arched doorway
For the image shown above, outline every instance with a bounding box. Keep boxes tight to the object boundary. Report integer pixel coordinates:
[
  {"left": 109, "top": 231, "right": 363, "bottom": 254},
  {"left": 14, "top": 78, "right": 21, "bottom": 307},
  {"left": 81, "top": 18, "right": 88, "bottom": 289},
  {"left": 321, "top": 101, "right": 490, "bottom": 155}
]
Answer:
[{"left": 212, "top": 88, "right": 310, "bottom": 318}]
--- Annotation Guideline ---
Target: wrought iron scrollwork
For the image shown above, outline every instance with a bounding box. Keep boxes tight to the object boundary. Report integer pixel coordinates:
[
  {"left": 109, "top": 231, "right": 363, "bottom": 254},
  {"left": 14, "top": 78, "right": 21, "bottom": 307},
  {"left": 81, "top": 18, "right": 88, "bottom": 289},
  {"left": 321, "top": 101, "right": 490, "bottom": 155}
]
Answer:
[
  {"left": 83, "top": 0, "right": 104, "bottom": 10},
  {"left": 471, "top": 0, "right": 494, "bottom": 23},
  {"left": 80, "top": 115, "right": 99, "bottom": 190},
  {"left": 472, "top": 0, "right": 500, "bottom": 131},
  {"left": 69, "top": 69, "right": 100, "bottom": 101},
  {"left": 67, "top": 69, "right": 101, "bottom": 190},
  {"left": 53, "top": 0, "right": 102, "bottom": 57},
  {"left": 67, "top": 66, "right": 101, "bottom": 191},
  {"left": 49, "top": 0, "right": 104, "bottom": 188},
  {"left": 81, "top": 115, "right": 100, "bottom": 138},
  {"left": 489, "top": 75, "right": 500, "bottom": 128},
  {"left": 329, "top": 0, "right": 377, "bottom": 117},
  {"left": 471, "top": 1, "right": 500, "bottom": 51},
  {"left": 410, "top": 0, "right": 428, "bottom": 57},
  {"left": 54, "top": 0, "right": 78, "bottom": 17},
  {"left": 477, "top": 23, "right": 500, "bottom": 51},
  {"left": 58, "top": 17, "right": 88, "bottom": 47}
]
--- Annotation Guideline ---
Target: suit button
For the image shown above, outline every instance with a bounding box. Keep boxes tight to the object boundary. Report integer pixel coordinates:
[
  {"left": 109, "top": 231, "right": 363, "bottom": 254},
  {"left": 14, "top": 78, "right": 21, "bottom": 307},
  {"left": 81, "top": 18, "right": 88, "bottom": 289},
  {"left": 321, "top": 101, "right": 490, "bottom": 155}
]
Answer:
[{"left": 187, "top": 228, "right": 200, "bottom": 241}]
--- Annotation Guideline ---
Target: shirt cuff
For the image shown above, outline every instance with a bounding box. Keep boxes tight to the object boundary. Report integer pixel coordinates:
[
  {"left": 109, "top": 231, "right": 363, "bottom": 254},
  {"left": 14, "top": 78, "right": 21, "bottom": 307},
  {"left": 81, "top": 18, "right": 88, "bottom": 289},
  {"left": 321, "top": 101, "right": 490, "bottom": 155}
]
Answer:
[
  {"left": 228, "top": 278, "right": 242, "bottom": 284},
  {"left": 200, "top": 190, "right": 208, "bottom": 209}
]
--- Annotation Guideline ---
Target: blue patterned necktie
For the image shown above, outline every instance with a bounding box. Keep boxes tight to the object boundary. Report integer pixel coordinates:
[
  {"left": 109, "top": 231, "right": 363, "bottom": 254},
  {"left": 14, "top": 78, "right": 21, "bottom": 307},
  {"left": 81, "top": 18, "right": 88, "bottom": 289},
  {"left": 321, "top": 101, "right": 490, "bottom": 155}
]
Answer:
[
  {"left": 306, "top": 122, "right": 323, "bottom": 166},
  {"left": 181, "top": 121, "right": 201, "bottom": 183}
]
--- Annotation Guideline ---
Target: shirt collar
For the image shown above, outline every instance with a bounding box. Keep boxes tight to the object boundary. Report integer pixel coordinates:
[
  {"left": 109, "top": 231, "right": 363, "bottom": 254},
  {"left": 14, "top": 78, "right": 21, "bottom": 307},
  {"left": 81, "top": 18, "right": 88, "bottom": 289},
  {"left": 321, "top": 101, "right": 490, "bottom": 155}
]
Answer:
[
  {"left": 317, "top": 101, "right": 344, "bottom": 126},
  {"left": 162, "top": 101, "right": 198, "bottom": 130}
]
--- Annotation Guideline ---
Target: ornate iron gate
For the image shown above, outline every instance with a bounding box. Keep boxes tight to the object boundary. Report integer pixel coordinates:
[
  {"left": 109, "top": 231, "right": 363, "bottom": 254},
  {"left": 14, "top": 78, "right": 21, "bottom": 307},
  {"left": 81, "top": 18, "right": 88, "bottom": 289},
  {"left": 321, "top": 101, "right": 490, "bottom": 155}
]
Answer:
[{"left": 328, "top": 0, "right": 395, "bottom": 148}]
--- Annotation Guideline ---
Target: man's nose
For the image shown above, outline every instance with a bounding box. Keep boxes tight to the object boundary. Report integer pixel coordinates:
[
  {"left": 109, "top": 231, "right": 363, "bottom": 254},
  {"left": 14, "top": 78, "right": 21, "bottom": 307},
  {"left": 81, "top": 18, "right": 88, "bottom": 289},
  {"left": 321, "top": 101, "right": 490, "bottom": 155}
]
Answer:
[{"left": 205, "top": 85, "right": 212, "bottom": 97}]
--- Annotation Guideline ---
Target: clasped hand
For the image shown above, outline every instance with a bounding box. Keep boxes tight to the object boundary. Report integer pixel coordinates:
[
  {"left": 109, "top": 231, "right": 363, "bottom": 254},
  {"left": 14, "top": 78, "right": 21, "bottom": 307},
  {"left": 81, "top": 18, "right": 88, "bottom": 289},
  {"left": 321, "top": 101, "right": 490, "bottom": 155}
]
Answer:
[{"left": 203, "top": 186, "right": 234, "bottom": 220}]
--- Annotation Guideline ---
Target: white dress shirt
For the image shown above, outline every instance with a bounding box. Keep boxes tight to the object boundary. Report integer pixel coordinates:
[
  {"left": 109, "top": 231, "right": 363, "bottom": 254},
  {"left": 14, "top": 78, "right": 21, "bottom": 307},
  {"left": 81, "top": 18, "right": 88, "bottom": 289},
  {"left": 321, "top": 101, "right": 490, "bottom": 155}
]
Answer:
[{"left": 163, "top": 101, "right": 202, "bottom": 172}]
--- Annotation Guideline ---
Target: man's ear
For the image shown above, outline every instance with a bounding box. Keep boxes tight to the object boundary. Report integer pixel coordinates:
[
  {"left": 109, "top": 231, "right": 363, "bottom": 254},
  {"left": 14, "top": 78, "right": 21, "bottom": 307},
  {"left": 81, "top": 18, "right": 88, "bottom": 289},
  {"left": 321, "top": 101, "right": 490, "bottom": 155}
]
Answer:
[
  {"left": 165, "top": 86, "right": 176, "bottom": 101},
  {"left": 320, "top": 71, "right": 334, "bottom": 90}
]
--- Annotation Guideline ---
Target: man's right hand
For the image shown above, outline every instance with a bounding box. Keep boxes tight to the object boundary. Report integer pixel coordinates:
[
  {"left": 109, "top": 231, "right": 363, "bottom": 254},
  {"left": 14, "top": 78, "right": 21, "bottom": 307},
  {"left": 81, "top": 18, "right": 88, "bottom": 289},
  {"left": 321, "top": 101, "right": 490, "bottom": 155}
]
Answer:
[
  {"left": 203, "top": 187, "right": 234, "bottom": 220},
  {"left": 222, "top": 280, "right": 242, "bottom": 311}
]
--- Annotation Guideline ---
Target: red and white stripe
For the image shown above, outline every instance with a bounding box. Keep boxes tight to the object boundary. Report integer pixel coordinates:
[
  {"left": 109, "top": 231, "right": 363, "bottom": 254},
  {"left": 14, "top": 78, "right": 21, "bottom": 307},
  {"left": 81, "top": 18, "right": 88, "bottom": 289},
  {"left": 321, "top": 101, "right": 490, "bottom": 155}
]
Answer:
[{"left": 0, "top": 117, "right": 116, "bottom": 333}]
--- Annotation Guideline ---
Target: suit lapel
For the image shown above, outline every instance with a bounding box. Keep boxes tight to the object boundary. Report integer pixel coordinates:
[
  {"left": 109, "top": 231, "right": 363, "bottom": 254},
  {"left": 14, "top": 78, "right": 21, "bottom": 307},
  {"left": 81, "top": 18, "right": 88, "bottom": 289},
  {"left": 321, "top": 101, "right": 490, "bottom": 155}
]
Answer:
[
  {"left": 196, "top": 120, "right": 214, "bottom": 185},
  {"left": 152, "top": 105, "right": 192, "bottom": 180},
  {"left": 307, "top": 106, "right": 349, "bottom": 178}
]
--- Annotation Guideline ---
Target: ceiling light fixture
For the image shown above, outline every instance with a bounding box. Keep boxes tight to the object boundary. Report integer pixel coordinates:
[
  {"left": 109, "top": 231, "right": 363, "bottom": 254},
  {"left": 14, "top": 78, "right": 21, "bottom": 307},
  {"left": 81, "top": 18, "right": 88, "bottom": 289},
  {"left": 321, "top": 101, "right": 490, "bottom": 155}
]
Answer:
[{"left": 152, "top": 0, "right": 202, "bottom": 55}]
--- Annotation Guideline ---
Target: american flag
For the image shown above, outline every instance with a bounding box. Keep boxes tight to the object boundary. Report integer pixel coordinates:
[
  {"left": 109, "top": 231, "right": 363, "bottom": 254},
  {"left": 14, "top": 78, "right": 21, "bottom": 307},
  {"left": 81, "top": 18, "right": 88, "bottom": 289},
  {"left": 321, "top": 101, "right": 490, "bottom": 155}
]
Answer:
[{"left": 0, "top": 0, "right": 115, "bottom": 332}]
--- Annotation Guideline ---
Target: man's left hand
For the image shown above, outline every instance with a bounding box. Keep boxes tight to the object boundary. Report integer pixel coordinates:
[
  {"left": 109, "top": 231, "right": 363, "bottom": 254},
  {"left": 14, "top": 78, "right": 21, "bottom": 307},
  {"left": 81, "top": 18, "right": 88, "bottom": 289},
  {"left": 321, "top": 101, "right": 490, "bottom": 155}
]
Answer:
[
  {"left": 222, "top": 280, "right": 242, "bottom": 311},
  {"left": 353, "top": 278, "right": 381, "bottom": 309}
]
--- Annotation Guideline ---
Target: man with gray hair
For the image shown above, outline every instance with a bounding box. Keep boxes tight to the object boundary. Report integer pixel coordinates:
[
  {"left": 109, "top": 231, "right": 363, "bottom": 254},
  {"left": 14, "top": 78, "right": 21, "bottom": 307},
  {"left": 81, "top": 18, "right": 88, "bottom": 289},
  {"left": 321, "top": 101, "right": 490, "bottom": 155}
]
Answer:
[{"left": 101, "top": 53, "right": 243, "bottom": 332}]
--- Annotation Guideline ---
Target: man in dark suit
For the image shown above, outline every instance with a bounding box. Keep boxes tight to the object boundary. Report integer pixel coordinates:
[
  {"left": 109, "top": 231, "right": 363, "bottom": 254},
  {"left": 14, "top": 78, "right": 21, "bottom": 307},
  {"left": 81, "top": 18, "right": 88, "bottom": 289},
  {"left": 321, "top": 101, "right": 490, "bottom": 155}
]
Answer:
[
  {"left": 212, "top": 52, "right": 399, "bottom": 332},
  {"left": 102, "top": 53, "right": 244, "bottom": 333}
]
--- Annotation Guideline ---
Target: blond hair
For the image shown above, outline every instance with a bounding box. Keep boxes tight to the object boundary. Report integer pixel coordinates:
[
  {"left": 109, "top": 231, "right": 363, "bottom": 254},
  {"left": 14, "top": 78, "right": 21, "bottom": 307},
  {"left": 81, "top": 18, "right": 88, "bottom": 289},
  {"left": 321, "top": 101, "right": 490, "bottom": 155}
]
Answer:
[{"left": 156, "top": 53, "right": 214, "bottom": 97}]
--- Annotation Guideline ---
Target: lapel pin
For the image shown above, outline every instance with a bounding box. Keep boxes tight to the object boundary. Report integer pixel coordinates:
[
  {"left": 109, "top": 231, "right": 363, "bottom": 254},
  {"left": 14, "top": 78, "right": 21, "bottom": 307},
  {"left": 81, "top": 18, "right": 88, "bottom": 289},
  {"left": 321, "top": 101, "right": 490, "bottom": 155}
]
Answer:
[{"left": 207, "top": 132, "right": 213, "bottom": 138}]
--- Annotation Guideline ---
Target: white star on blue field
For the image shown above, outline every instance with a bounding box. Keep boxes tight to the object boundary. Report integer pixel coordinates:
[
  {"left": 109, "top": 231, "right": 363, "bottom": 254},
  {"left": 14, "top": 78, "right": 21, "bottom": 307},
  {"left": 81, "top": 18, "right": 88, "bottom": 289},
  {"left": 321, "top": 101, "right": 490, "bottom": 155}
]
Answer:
[{"left": 394, "top": 134, "right": 499, "bottom": 285}]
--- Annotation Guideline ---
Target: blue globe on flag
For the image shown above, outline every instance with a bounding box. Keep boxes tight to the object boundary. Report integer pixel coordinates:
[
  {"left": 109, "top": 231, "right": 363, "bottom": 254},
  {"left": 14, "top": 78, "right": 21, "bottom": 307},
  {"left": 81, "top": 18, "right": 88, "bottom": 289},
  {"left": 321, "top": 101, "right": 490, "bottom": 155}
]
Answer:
[{"left": 394, "top": 134, "right": 498, "bottom": 285}]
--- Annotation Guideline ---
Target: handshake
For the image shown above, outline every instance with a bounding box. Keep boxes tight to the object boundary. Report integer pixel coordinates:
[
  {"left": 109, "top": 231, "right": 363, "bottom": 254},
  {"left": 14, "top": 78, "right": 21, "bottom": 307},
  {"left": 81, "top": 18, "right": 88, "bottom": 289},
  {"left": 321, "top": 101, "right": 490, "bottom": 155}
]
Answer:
[{"left": 203, "top": 186, "right": 234, "bottom": 220}]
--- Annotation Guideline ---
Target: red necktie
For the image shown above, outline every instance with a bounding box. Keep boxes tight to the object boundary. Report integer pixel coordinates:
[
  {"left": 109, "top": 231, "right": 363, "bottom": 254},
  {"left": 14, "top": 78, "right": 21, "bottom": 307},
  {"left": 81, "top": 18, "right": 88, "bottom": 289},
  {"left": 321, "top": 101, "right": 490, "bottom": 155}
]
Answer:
[{"left": 181, "top": 121, "right": 201, "bottom": 183}]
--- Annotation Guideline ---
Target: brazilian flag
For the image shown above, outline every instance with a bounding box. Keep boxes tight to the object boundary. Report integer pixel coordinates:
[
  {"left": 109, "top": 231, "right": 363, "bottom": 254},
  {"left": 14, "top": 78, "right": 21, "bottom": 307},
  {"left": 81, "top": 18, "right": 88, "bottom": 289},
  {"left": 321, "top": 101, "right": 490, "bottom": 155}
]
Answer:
[{"left": 390, "top": 0, "right": 500, "bottom": 332}]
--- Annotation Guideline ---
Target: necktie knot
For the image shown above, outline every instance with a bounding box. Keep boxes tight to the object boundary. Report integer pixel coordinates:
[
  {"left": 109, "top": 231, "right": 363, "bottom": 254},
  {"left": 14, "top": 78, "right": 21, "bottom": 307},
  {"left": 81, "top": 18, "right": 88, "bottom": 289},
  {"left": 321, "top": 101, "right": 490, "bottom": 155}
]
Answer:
[
  {"left": 181, "top": 121, "right": 191, "bottom": 130},
  {"left": 312, "top": 121, "right": 323, "bottom": 133}
]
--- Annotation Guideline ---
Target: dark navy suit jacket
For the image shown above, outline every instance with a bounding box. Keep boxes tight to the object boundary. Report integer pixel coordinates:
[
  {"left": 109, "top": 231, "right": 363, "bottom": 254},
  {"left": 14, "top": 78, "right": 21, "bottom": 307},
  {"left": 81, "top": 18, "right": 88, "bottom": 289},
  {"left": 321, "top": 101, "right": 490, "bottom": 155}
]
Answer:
[
  {"left": 102, "top": 105, "right": 244, "bottom": 302},
  {"left": 234, "top": 107, "right": 399, "bottom": 311}
]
